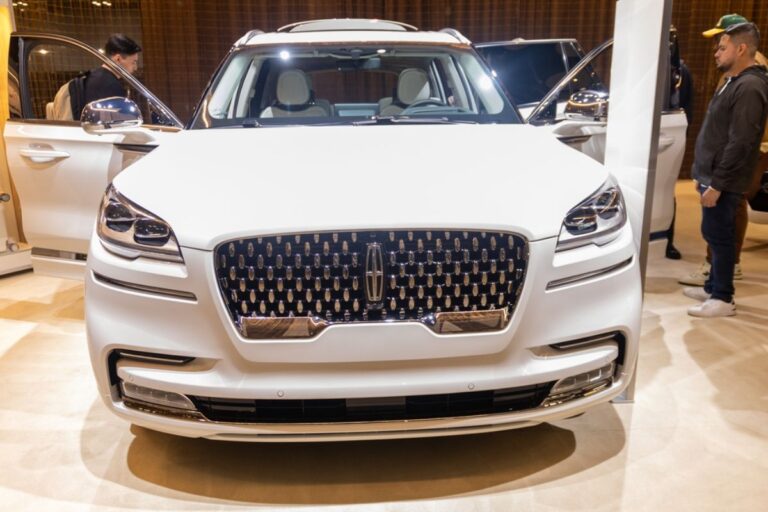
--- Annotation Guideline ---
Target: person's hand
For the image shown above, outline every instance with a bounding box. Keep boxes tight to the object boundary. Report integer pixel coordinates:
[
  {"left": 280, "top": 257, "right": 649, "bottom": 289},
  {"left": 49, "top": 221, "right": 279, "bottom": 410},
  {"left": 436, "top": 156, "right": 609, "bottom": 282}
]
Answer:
[{"left": 701, "top": 186, "right": 721, "bottom": 207}]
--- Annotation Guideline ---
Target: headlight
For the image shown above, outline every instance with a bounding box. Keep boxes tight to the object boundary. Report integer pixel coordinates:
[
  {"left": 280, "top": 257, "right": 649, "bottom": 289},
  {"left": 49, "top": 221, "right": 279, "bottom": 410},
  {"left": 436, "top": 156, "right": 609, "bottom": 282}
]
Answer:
[
  {"left": 556, "top": 178, "right": 626, "bottom": 251},
  {"left": 97, "top": 185, "right": 183, "bottom": 262}
]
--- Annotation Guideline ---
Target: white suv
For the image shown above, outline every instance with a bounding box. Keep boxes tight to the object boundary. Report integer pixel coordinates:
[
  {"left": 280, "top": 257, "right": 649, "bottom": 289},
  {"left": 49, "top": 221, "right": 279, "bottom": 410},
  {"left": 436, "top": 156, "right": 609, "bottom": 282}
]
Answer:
[{"left": 6, "top": 19, "right": 640, "bottom": 441}]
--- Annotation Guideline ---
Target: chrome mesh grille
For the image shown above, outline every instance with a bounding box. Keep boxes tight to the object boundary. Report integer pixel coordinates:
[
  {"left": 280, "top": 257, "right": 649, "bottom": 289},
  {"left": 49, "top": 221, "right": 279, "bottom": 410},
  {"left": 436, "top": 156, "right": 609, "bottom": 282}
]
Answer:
[{"left": 215, "top": 230, "right": 528, "bottom": 327}]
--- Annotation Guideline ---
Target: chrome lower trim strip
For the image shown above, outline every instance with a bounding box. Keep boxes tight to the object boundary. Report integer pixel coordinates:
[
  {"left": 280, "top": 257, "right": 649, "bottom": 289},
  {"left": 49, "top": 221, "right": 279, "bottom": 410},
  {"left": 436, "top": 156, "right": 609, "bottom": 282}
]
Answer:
[
  {"left": 117, "top": 350, "right": 194, "bottom": 365},
  {"left": 238, "top": 308, "right": 509, "bottom": 339},
  {"left": 93, "top": 272, "right": 197, "bottom": 301},
  {"left": 550, "top": 331, "right": 622, "bottom": 351},
  {"left": 546, "top": 257, "right": 633, "bottom": 290}
]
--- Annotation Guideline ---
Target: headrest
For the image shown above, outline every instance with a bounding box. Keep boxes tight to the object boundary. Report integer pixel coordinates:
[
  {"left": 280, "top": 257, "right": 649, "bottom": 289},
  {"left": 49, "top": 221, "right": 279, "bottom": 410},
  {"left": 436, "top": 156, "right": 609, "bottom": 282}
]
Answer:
[
  {"left": 276, "top": 69, "right": 311, "bottom": 105},
  {"left": 397, "top": 68, "right": 430, "bottom": 105}
]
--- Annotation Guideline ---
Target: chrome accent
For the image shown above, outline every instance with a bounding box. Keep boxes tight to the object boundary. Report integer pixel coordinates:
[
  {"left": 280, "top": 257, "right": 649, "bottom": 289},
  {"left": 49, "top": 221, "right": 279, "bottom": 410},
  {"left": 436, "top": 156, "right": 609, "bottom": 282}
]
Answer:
[
  {"left": 364, "top": 243, "right": 385, "bottom": 307},
  {"left": 547, "top": 257, "right": 633, "bottom": 290},
  {"left": 115, "top": 349, "right": 193, "bottom": 365},
  {"left": 565, "top": 89, "right": 610, "bottom": 121},
  {"left": 81, "top": 97, "right": 142, "bottom": 133},
  {"left": 278, "top": 18, "right": 418, "bottom": 33},
  {"left": 216, "top": 230, "right": 528, "bottom": 338},
  {"left": 93, "top": 272, "right": 196, "bottom": 301}
]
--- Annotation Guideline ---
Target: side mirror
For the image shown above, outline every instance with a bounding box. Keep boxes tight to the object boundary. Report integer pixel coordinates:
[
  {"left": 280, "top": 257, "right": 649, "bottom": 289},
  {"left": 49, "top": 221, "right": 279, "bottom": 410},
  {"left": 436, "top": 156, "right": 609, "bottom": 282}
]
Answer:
[
  {"left": 81, "top": 97, "right": 142, "bottom": 134},
  {"left": 565, "top": 90, "right": 609, "bottom": 121}
]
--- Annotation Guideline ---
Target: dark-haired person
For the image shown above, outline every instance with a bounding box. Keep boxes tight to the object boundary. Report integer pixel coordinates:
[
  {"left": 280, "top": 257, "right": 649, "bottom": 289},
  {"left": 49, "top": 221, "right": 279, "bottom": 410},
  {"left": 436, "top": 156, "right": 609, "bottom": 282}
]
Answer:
[
  {"left": 684, "top": 21, "right": 768, "bottom": 317},
  {"left": 78, "top": 33, "right": 142, "bottom": 117},
  {"left": 680, "top": 13, "right": 768, "bottom": 286}
]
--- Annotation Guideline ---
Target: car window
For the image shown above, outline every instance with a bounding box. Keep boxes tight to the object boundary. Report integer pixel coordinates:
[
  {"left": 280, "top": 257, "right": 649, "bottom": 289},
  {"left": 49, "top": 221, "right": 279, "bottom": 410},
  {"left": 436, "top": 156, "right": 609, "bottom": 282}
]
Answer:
[
  {"left": 25, "top": 41, "right": 105, "bottom": 120},
  {"left": 195, "top": 44, "right": 519, "bottom": 128},
  {"left": 478, "top": 43, "right": 567, "bottom": 106},
  {"left": 19, "top": 37, "right": 175, "bottom": 126},
  {"left": 564, "top": 48, "right": 610, "bottom": 96}
]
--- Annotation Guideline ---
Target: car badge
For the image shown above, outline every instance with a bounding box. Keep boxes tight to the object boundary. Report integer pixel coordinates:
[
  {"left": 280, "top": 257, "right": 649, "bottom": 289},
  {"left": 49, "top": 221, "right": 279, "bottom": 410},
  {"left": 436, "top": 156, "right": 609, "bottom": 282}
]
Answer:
[{"left": 365, "top": 243, "right": 385, "bottom": 308}]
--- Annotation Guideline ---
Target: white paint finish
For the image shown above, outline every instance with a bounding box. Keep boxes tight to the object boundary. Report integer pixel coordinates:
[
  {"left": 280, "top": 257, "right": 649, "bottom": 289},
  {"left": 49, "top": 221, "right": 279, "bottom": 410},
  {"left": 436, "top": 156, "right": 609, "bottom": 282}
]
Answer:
[
  {"left": 86, "top": 227, "right": 637, "bottom": 364},
  {"left": 3, "top": 122, "right": 121, "bottom": 254},
  {"left": 113, "top": 124, "right": 610, "bottom": 250},
  {"left": 30, "top": 254, "right": 85, "bottom": 280},
  {"left": 3, "top": 122, "right": 176, "bottom": 257},
  {"left": 84, "top": 221, "right": 640, "bottom": 438}
]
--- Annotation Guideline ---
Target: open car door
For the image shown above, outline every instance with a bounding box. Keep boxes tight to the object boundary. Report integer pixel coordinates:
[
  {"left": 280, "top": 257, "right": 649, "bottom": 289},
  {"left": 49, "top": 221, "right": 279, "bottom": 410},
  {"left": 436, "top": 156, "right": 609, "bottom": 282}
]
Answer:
[
  {"left": 3, "top": 33, "right": 183, "bottom": 278},
  {"left": 526, "top": 39, "right": 687, "bottom": 239}
]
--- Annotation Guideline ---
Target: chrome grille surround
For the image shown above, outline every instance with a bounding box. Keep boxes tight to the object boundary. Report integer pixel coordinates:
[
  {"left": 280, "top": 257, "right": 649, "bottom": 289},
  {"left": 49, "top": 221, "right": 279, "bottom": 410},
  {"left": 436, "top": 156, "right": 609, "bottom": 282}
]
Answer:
[{"left": 214, "top": 230, "right": 528, "bottom": 338}]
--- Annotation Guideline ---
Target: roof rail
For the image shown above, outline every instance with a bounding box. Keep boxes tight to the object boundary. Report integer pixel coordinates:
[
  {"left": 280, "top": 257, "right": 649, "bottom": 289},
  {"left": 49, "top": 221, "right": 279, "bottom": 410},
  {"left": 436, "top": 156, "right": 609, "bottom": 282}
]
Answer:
[
  {"left": 234, "top": 29, "right": 264, "bottom": 47},
  {"left": 439, "top": 27, "right": 471, "bottom": 44},
  {"left": 277, "top": 19, "right": 418, "bottom": 33}
]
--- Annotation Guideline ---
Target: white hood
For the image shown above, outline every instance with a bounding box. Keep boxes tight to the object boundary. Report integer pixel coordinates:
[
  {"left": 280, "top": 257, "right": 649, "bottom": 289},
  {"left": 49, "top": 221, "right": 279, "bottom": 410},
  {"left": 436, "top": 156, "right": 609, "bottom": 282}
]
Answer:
[{"left": 113, "top": 123, "right": 609, "bottom": 250}]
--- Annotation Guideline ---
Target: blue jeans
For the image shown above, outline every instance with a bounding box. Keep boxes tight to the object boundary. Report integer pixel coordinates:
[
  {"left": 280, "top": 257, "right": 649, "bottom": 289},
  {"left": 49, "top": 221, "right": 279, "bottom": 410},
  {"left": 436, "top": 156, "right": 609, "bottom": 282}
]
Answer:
[{"left": 699, "top": 183, "right": 742, "bottom": 302}]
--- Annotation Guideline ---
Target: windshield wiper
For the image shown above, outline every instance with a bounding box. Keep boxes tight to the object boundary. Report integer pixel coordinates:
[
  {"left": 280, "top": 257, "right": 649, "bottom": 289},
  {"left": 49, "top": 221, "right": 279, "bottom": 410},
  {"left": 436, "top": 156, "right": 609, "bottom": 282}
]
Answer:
[{"left": 352, "top": 116, "right": 477, "bottom": 126}]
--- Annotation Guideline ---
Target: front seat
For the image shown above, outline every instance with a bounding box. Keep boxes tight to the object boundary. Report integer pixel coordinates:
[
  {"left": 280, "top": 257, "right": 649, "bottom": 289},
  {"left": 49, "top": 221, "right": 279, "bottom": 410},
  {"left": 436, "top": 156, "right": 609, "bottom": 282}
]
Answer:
[
  {"left": 379, "top": 68, "right": 431, "bottom": 116},
  {"left": 260, "top": 69, "right": 330, "bottom": 118}
]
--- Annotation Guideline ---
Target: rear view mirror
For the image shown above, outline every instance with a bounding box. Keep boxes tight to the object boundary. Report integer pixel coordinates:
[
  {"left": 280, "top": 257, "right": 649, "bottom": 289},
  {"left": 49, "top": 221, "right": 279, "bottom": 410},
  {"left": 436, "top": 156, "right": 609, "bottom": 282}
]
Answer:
[
  {"left": 565, "top": 90, "right": 609, "bottom": 121},
  {"left": 81, "top": 97, "right": 142, "bottom": 134}
]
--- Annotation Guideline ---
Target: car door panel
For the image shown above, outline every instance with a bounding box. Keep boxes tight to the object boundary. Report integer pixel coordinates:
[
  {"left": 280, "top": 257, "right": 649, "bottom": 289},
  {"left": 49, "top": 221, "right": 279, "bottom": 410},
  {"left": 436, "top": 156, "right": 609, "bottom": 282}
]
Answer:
[
  {"left": 4, "top": 33, "right": 181, "bottom": 266},
  {"left": 651, "top": 110, "right": 687, "bottom": 234},
  {"left": 4, "top": 121, "right": 122, "bottom": 253}
]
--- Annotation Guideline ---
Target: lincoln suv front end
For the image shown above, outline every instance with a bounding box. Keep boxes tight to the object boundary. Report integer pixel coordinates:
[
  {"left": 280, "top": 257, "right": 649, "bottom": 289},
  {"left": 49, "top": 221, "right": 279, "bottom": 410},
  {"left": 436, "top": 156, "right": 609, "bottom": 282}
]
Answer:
[{"left": 85, "top": 19, "right": 640, "bottom": 442}]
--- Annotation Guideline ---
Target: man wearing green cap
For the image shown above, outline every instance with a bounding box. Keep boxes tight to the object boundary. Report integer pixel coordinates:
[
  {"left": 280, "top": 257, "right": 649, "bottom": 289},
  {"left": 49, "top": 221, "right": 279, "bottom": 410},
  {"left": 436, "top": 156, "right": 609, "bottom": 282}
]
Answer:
[
  {"left": 680, "top": 13, "right": 768, "bottom": 287},
  {"left": 683, "top": 20, "right": 768, "bottom": 317}
]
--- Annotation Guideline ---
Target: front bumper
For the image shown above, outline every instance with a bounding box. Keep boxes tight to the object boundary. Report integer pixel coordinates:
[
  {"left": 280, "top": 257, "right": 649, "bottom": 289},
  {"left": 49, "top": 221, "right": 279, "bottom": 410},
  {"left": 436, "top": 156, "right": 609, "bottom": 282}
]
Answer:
[{"left": 85, "top": 225, "right": 640, "bottom": 441}]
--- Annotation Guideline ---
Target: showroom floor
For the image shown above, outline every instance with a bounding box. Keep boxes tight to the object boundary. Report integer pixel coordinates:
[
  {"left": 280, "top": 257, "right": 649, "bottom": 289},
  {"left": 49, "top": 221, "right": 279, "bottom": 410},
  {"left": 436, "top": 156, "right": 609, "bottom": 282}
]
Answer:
[{"left": 0, "top": 182, "right": 766, "bottom": 512}]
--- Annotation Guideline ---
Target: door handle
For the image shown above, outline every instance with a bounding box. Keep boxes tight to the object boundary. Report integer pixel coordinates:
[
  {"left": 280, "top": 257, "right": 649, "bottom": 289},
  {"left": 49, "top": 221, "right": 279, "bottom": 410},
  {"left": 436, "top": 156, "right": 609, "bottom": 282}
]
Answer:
[
  {"left": 658, "top": 135, "right": 675, "bottom": 152},
  {"left": 558, "top": 134, "right": 593, "bottom": 145},
  {"left": 19, "top": 148, "right": 70, "bottom": 164}
]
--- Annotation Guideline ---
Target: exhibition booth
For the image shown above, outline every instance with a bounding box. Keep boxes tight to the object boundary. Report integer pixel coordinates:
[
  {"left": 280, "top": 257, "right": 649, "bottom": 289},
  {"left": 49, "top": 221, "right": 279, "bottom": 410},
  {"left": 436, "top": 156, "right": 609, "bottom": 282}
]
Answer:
[{"left": 0, "top": 1, "right": 766, "bottom": 510}]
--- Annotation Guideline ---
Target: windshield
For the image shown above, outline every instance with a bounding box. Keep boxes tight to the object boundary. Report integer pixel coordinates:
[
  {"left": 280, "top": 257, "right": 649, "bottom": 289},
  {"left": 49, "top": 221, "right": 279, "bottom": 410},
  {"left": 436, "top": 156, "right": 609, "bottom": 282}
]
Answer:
[{"left": 191, "top": 43, "right": 520, "bottom": 128}]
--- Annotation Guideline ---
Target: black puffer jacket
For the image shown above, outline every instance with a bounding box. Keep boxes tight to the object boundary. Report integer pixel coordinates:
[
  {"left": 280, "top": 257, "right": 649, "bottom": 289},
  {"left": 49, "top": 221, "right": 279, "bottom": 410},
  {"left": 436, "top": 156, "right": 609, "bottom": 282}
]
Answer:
[{"left": 693, "top": 64, "right": 768, "bottom": 194}]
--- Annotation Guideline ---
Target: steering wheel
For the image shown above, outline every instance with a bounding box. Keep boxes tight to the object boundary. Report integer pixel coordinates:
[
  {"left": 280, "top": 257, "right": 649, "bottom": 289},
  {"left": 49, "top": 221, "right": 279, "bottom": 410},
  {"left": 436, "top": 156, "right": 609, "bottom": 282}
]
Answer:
[{"left": 402, "top": 98, "right": 446, "bottom": 113}]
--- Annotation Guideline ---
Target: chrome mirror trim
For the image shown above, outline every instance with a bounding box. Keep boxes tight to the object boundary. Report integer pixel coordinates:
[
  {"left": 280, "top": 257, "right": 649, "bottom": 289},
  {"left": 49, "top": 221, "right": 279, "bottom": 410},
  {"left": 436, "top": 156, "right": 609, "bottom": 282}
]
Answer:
[
  {"left": 81, "top": 97, "right": 142, "bottom": 134},
  {"left": 564, "top": 89, "right": 610, "bottom": 121}
]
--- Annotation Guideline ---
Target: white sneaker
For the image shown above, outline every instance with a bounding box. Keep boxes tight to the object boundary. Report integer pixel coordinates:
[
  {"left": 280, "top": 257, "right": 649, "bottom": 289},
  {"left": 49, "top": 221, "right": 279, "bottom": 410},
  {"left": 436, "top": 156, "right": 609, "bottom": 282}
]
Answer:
[
  {"left": 734, "top": 263, "right": 743, "bottom": 280},
  {"left": 678, "top": 262, "right": 710, "bottom": 286},
  {"left": 688, "top": 298, "right": 736, "bottom": 317},
  {"left": 683, "top": 287, "right": 710, "bottom": 301}
]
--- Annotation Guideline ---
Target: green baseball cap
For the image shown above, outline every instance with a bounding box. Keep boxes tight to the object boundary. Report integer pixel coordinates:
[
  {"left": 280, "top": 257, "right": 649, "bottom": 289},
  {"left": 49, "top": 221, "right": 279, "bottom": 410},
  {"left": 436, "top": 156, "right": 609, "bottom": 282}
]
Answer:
[{"left": 703, "top": 13, "right": 748, "bottom": 38}]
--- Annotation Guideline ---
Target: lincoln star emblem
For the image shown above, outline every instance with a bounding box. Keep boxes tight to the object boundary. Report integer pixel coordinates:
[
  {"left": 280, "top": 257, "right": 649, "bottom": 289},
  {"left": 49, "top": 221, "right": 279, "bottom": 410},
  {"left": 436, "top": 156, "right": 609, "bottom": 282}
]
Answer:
[{"left": 365, "top": 243, "right": 385, "bottom": 307}]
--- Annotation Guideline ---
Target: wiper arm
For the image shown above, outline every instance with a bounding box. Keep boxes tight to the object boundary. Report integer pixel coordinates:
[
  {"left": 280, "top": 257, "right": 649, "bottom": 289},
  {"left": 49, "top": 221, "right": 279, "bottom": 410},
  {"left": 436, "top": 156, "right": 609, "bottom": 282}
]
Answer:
[{"left": 352, "top": 116, "right": 477, "bottom": 126}]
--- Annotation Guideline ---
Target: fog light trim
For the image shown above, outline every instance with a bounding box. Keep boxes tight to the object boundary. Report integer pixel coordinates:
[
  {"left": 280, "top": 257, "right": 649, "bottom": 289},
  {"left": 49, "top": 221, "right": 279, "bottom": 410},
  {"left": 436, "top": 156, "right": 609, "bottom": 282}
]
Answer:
[
  {"left": 541, "top": 362, "right": 616, "bottom": 407},
  {"left": 120, "top": 381, "right": 197, "bottom": 411}
]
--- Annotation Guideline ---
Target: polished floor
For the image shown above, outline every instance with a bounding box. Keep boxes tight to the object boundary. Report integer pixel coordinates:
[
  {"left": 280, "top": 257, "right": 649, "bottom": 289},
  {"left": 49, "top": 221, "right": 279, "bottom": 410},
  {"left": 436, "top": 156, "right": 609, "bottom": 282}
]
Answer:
[{"left": 1, "top": 182, "right": 767, "bottom": 511}]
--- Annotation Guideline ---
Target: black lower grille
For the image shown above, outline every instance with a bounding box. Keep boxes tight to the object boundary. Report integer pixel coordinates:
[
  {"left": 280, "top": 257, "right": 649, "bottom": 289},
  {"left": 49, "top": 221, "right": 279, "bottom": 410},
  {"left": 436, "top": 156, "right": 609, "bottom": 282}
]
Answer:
[
  {"left": 214, "top": 230, "right": 528, "bottom": 329},
  {"left": 190, "top": 383, "right": 553, "bottom": 424}
]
